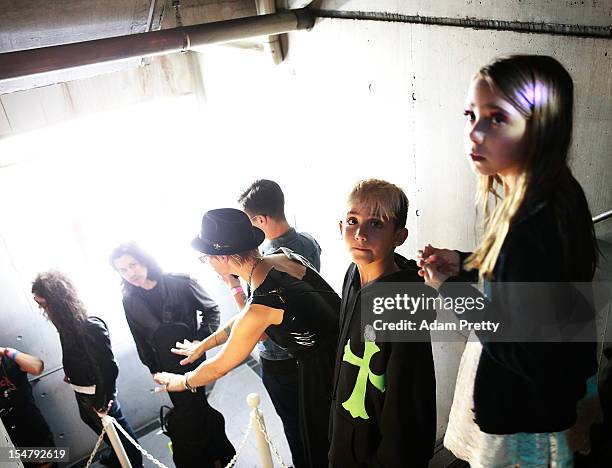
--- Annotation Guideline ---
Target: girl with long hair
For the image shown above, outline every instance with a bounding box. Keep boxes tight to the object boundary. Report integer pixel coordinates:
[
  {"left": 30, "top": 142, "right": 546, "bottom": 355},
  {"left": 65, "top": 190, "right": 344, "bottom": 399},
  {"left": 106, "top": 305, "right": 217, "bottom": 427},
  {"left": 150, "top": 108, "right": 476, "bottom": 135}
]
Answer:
[
  {"left": 32, "top": 270, "right": 143, "bottom": 468},
  {"left": 419, "top": 55, "right": 599, "bottom": 466}
]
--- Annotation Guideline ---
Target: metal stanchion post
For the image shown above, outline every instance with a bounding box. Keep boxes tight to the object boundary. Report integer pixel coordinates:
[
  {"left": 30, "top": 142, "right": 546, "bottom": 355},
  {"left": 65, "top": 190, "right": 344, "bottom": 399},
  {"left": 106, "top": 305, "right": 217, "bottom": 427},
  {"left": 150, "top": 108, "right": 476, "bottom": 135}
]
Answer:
[
  {"left": 101, "top": 415, "right": 133, "bottom": 468},
  {"left": 247, "top": 393, "right": 273, "bottom": 468}
]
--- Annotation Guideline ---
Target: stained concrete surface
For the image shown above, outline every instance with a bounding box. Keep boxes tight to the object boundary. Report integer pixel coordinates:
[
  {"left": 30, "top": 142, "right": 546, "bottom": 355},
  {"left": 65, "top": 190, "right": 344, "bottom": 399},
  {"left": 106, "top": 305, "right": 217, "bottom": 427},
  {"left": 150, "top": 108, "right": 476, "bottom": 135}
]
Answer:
[{"left": 85, "top": 363, "right": 292, "bottom": 468}]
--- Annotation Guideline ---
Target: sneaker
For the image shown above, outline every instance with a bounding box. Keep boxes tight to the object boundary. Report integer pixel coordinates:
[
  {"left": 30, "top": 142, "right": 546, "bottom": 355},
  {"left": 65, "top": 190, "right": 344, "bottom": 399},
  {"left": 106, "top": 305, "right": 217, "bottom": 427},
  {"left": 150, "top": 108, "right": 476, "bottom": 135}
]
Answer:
[{"left": 97, "top": 451, "right": 120, "bottom": 467}]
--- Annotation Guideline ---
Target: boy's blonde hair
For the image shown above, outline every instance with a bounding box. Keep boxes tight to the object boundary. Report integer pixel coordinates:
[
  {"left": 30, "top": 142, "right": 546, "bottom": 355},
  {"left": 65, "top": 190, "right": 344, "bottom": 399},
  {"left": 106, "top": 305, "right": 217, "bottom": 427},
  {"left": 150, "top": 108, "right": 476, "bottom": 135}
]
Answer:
[{"left": 347, "top": 179, "right": 408, "bottom": 229}]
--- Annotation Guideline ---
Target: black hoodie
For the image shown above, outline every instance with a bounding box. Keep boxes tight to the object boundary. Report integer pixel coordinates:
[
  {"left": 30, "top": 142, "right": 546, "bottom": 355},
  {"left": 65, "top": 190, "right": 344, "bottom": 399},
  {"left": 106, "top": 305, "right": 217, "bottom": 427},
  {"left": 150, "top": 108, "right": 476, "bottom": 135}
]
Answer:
[
  {"left": 439, "top": 188, "right": 598, "bottom": 434},
  {"left": 60, "top": 316, "right": 118, "bottom": 410},
  {"left": 329, "top": 254, "right": 437, "bottom": 467}
]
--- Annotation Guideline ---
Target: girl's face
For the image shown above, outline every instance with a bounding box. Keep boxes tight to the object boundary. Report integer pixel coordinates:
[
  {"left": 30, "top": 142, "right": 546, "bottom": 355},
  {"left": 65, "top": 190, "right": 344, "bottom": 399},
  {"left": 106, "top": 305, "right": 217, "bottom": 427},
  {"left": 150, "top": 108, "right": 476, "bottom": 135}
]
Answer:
[
  {"left": 34, "top": 294, "right": 54, "bottom": 322},
  {"left": 464, "top": 78, "right": 528, "bottom": 179},
  {"left": 33, "top": 294, "right": 49, "bottom": 311}
]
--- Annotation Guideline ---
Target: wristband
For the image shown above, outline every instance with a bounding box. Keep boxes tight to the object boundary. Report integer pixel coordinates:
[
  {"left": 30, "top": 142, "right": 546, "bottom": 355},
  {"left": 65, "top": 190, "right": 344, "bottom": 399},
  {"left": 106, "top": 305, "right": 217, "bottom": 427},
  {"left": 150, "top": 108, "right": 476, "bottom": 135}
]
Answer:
[
  {"left": 230, "top": 286, "right": 244, "bottom": 296},
  {"left": 5, "top": 348, "right": 19, "bottom": 361},
  {"left": 183, "top": 371, "right": 197, "bottom": 393}
]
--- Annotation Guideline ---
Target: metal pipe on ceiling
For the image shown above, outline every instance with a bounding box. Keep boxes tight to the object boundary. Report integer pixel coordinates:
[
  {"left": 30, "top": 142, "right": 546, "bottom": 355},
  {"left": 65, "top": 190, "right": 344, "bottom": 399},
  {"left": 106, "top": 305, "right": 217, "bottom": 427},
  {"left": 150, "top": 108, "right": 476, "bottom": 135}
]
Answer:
[
  {"left": 256, "top": 0, "right": 284, "bottom": 64},
  {"left": 0, "top": 9, "right": 314, "bottom": 83},
  {"left": 311, "top": 9, "right": 611, "bottom": 38}
]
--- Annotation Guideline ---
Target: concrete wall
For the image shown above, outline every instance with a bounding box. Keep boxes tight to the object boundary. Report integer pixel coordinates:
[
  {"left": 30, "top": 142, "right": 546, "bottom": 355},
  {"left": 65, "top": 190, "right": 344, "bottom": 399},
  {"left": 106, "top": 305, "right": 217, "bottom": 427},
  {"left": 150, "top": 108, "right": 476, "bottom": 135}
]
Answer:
[
  {"left": 312, "top": 0, "right": 612, "bottom": 28},
  {"left": 285, "top": 11, "right": 611, "bottom": 436},
  {"left": 196, "top": 11, "right": 611, "bottom": 438},
  {"left": 0, "top": 418, "right": 23, "bottom": 468},
  {"left": 0, "top": 0, "right": 610, "bottom": 462}
]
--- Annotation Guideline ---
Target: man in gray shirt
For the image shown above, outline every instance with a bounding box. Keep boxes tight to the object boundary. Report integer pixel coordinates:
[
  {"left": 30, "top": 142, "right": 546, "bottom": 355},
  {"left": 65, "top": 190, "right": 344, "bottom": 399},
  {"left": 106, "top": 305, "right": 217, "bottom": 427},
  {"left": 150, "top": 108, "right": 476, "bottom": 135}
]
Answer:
[{"left": 238, "top": 179, "right": 321, "bottom": 468}]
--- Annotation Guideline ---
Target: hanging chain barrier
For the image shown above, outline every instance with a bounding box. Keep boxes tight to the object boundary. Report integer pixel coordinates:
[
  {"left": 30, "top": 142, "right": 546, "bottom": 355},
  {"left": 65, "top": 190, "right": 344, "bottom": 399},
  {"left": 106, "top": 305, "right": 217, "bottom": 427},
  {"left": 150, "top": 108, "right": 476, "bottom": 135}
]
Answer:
[
  {"left": 110, "top": 418, "right": 170, "bottom": 468},
  {"left": 223, "top": 412, "right": 254, "bottom": 468},
  {"left": 253, "top": 408, "right": 288, "bottom": 468},
  {"left": 82, "top": 393, "right": 287, "bottom": 468},
  {"left": 84, "top": 426, "right": 108, "bottom": 468}
]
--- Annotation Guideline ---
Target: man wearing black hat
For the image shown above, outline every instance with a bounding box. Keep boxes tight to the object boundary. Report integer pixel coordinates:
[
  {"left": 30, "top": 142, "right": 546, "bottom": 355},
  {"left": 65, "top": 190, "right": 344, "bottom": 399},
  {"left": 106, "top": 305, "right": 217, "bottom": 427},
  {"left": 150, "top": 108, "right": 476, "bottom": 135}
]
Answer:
[
  {"left": 155, "top": 208, "right": 340, "bottom": 468},
  {"left": 109, "top": 242, "right": 235, "bottom": 468}
]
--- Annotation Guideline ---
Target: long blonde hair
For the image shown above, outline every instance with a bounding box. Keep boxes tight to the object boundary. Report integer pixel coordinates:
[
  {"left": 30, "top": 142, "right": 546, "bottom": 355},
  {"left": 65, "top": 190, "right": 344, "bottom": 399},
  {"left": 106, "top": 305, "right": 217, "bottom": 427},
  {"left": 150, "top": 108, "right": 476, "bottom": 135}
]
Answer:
[{"left": 464, "top": 55, "right": 596, "bottom": 279}]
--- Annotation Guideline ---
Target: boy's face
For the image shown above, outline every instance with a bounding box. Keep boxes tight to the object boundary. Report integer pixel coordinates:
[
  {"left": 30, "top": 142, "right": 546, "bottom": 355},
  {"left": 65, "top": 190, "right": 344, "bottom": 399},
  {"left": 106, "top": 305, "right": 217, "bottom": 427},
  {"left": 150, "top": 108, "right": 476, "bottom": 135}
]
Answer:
[{"left": 340, "top": 205, "right": 407, "bottom": 265}]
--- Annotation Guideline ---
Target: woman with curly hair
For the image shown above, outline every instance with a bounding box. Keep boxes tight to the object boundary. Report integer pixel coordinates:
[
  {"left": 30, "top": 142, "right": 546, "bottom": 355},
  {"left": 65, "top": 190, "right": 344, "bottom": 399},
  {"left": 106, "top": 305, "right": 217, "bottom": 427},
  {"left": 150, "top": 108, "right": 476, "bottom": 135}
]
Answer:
[{"left": 32, "top": 270, "right": 143, "bottom": 468}]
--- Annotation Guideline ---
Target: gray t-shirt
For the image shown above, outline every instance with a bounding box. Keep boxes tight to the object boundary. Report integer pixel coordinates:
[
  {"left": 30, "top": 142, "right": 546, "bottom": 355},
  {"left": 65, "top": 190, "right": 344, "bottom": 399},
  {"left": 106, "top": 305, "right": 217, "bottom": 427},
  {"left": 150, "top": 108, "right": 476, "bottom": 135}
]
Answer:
[{"left": 257, "top": 227, "right": 322, "bottom": 360}]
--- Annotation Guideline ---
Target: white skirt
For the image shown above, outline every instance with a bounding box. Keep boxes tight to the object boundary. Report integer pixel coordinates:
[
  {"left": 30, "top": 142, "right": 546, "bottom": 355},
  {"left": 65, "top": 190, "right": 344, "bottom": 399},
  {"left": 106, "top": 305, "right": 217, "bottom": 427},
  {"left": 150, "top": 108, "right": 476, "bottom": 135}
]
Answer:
[{"left": 443, "top": 335, "right": 573, "bottom": 468}]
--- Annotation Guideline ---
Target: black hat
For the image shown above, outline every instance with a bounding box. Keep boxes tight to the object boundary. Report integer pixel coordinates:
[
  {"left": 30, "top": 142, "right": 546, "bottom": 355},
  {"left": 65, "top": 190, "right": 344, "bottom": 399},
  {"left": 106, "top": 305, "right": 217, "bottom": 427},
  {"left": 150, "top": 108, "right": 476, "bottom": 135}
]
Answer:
[{"left": 191, "top": 208, "right": 265, "bottom": 255}]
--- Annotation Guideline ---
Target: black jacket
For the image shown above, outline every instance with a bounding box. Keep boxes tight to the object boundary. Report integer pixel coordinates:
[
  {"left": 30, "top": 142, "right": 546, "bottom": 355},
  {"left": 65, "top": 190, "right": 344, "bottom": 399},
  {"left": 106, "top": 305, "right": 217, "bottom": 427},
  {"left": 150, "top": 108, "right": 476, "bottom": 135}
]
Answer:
[
  {"left": 122, "top": 273, "right": 220, "bottom": 373},
  {"left": 440, "top": 182, "right": 598, "bottom": 434},
  {"left": 60, "top": 316, "right": 118, "bottom": 411},
  {"left": 0, "top": 355, "right": 54, "bottom": 447},
  {"left": 329, "top": 254, "right": 437, "bottom": 468}
]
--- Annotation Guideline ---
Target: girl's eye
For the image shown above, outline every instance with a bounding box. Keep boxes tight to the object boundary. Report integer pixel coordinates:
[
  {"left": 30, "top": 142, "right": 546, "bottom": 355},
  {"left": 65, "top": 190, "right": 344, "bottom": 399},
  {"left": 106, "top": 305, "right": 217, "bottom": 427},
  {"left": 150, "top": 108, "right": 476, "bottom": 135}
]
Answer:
[
  {"left": 370, "top": 219, "right": 383, "bottom": 229},
  {"left": 463, "top": 110, "right": 475, "bottom": 122},
  {"left": 346, "top": 217, "right": 357, "bottom": 225},
  {"left": 491, "top": 112, "right": 508, "bottom": 125}
]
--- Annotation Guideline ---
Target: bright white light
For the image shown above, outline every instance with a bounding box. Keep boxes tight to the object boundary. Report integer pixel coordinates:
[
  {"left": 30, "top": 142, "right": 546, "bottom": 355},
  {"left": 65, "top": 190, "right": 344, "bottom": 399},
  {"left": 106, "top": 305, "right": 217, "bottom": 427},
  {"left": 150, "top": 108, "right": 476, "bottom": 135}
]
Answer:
[
  {"left": 0, "top": 44, "right": 421, "bottom": 345},
  {"left": 0, "top": 94, "right": 236, "bottom": 340}
]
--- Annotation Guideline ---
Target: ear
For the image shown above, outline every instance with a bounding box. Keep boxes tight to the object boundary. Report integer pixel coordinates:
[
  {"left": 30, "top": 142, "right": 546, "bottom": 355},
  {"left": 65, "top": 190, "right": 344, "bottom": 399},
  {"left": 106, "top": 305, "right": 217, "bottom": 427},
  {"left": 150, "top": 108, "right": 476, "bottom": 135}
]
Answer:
[{"left": 394, "top": 227, "right": 408, "bottom": 247}]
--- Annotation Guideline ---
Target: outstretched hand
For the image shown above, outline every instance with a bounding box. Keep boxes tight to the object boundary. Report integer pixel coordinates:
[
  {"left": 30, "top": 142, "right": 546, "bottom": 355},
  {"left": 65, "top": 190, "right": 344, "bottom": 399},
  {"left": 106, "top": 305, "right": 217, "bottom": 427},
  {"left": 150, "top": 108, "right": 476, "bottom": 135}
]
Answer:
[
  {"left": 153, "top": 372, "right": 186, "bottom": 393},
  {"left": 171, "top": 339, "right": 203, "bottom": 366}
]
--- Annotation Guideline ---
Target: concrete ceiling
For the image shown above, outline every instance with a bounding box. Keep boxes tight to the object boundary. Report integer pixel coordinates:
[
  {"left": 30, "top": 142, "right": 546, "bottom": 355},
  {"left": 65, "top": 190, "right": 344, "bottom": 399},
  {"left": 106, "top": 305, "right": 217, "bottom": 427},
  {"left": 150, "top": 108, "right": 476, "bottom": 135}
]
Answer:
[
  {"left": 0, "top": 0, "right": 158, "bottom": 52},
  {"left": 0, "top": 0, "right": 257, "bottom": 93},
  {"left": 0, "top": 0, "right": 258, "bottom": 54}
]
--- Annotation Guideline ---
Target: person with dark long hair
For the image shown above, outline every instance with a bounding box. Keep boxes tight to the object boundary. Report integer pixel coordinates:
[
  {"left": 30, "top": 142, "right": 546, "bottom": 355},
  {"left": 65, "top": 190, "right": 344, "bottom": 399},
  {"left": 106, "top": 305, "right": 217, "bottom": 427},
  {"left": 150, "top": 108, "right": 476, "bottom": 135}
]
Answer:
[
  {"left": 109, "top": 242, "right": 235, "bottom": 468},
  {"left": 32, "top": 270, "right": 143, "bottom": 468},
  {"left": 418, "top": 55, "right": 599, "bottom": 466}
]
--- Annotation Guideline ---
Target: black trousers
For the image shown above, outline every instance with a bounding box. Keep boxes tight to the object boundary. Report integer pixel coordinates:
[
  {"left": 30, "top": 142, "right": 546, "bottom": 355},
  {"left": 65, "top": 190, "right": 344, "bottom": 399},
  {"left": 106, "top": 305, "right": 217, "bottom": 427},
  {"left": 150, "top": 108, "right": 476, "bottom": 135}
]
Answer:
[
  {"left": 75, "top": 393, "right": 143, "bottom": 467},
  {"left": 165, "top": 389, "right": 235, "bottom": 468},
  {"left": 154, "top": 322, "right": 234, "bottom": 467},
  {"left": 261, "top": 357, "right": 305, "bottom": 468}
]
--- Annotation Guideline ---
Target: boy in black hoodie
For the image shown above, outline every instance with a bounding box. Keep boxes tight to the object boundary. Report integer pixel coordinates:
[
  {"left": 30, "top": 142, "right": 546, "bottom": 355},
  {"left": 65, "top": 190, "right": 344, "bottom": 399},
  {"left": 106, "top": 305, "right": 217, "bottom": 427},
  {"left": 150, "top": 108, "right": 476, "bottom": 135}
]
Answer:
[{"left": 329, "top": 179, "right": 436, "bottom": 467}]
